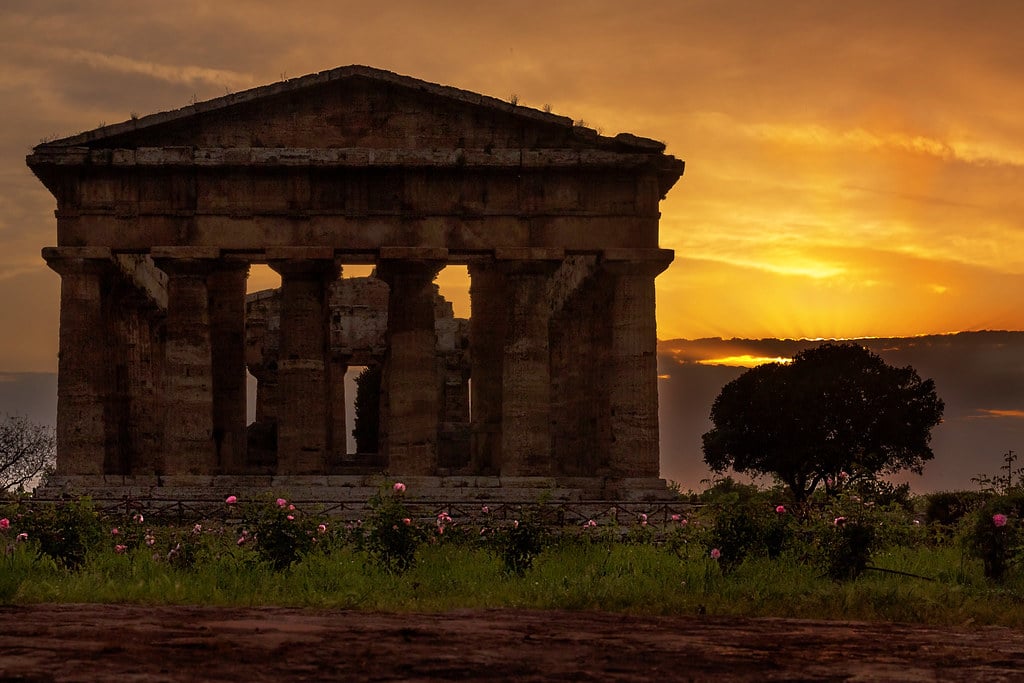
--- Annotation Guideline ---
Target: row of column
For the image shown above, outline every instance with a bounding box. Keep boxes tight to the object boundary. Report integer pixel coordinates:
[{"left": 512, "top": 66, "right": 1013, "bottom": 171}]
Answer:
[
  {"left": 470, "top": 255, "right": 667, "bottom": 478},
  {"left": 44, "top": 246, "right": 668, "bottom": 479}
]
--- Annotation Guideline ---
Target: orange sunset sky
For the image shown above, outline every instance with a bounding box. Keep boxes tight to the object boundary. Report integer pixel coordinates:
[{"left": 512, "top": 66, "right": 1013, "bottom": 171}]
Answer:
[{"left": 1, "top": 1, "right": 1023, "bottom": 374}]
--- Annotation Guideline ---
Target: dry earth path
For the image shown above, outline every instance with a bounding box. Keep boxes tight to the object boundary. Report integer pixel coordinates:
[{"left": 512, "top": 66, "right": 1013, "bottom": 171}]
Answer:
[{"left": 3, "top": 604, "right": 1024, "bottom": 681}]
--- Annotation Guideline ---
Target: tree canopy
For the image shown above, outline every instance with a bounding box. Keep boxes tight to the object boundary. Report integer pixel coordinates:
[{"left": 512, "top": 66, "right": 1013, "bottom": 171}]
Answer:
[
  {"left": 701, "top": 343, "right": 944, "bottom": 501},
  {"left": 0, "top": 414, "right": 55, "bottom": 492}
]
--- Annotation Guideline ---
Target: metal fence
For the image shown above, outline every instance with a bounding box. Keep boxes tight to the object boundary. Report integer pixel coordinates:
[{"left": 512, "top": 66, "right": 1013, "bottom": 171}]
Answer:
[{"left": 23, "top": 495, "right": 703, "bottom": 528}]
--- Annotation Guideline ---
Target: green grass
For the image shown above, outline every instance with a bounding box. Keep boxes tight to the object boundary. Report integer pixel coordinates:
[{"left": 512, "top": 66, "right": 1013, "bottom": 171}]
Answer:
[{"left": 6, "top": 539, "right": 1024, "bottom": 627}]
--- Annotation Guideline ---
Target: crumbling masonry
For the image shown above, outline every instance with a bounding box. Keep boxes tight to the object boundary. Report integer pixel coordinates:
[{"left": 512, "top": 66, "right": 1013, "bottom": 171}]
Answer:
[{"left": 27, "top": 65, "right": 684, "bottom": 501}]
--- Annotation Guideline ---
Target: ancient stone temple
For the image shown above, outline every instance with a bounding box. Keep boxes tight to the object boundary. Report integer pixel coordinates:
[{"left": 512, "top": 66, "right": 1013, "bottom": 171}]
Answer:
[{"left": 27, "top": 65, "right": 684, "bottom": 503}]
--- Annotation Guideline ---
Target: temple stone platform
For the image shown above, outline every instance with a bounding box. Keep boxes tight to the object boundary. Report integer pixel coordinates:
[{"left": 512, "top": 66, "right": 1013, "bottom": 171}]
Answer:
[{"left": 32, "top": 475, "right": 680, "bottom": 521}]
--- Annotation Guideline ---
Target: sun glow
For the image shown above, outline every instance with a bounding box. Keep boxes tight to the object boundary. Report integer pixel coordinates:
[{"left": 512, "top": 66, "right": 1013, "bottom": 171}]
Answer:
[{"left": 698, "top": 355, "right": 792, "bottom": 368}]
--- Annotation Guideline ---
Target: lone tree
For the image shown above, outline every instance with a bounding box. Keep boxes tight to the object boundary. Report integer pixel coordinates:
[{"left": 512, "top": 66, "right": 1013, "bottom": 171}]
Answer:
[
  {"left": 702, "top": 343, "right": 944, "bottom": 502},
  {"left": 0, "top": 414, "right": 55, "bottom": 492}
]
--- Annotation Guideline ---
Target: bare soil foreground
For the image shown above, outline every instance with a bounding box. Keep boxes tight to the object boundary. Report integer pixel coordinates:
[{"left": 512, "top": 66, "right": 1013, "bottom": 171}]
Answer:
[{"left": 3, "top": 604, "right": 1024, "bottom": 682}]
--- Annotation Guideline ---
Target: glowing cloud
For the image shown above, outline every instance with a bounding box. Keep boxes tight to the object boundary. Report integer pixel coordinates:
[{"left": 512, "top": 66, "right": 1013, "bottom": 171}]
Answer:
[
  {"left": 40, "top": 46, "right": 256, "bottom": 90},
  {"left": 972, "top": 409, "right": 1024, "bottom": 420}
]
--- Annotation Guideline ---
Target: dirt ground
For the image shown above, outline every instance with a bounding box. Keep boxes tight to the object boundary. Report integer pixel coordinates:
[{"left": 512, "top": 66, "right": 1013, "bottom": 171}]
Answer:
[{"left": 3, "top": 604, "right": 1024, "bottom": 682}]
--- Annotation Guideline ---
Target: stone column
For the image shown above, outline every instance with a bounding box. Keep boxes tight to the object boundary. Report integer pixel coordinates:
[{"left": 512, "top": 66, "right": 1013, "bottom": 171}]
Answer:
[
  {"left": 208, "top": 261, "right": 249, "bottom": 474},
  {"left": 43, "top": 246, "right": 114, "bottom": 476},
  {"left": 468, "top": 262, "right": 506, "bottom": 474},
  {"left": 268, "top": 248, "right": 338, "bottom": 475},
  {"left": 601, "top": 250, "right": 673, "bottom": 478},
  {"left": 377, "top": 250, "right": 445, "bottom": 475},
  {"left": 497, "top": 250, "right": 561, "bottom": 477},
  {"left": 152, "top": 247, "right": 219, "bottom": 476}
]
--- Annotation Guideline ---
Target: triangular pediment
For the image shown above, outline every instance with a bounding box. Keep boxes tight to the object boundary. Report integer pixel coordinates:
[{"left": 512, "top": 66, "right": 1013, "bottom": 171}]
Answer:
[{"left": 34, "top": 65, "right": 666, "bottom": 154}]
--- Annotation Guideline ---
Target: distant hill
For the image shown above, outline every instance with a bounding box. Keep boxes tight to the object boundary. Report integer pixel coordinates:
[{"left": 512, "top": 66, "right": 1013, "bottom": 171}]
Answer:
[
  {"left": 658, "top": 331, "right": 1024, "bottom": 492},
  {"left": 0, "top": 372, "right": 56, "bottom": 426}
]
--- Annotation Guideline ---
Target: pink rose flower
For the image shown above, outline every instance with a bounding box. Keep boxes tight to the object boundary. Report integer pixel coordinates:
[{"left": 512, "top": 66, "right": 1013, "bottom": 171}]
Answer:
[
  {"left": 775, "top": 505, "right": 786, "bottom": 514},
  {"left": 710, "top": 548, "right": 721, "bottom": 560},
  {"left": 481, "top": 506, "right": 489, "bottom": 514},
  {"left": 225, "top": 495, "right": 238, "bottom": 505},
  {"left": 286, "top": 515, "right": 295, "bottom": 521},
  {"left": 276, "top": 498, "right": 287, "bottom": 507},
  {"left": 237, "top": 536, "right": 247, "bottom": 545},
  {"left": 16, "top": 532, "right": 28, "bottom": 542},
  {"left": 288, "top": 504, "right": 295, "bottom": 511},
  {"left": 393, "top": 482, "right": 406, "bottom": 493},
  {"left": 993, "top": 513, "right": 1009, "bottom": 527},
  {"left": 111, "top": 527, "right": 119, "bottom": 536},
  {"left": 114, "top": 544, "right": 127, "bottom": 554},
  {"left": 193, "top": 524, "right": 202, "bottom": 534},
  {"left": 402, "top": 518, "right": 411, "bottom": 525},
  {"left": 317, "top": 524, "right": 328, "bottom": 534},
  {"left": 0, "top": 518, "right": 9, "bottom": 530},
  {"left": 834, "top": 516, "right": 846, "bottom": 526}
]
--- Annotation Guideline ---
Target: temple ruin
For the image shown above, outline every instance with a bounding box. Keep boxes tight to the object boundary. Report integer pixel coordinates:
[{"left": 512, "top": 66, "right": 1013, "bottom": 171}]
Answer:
[{"left": 27, "top": 65, "right": 684, "bottom": 502}]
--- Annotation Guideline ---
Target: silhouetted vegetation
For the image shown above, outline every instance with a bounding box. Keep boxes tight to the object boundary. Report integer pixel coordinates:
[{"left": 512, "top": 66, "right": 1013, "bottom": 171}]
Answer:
[
  {"left": 702, "top": 343, "right": 944, "bottom": 502},
  {"left": 352, "top": 366, "right": 381, "bottom": 454},
  {"left": 0, "top": 414, "right": 55, "bottom": 492}
]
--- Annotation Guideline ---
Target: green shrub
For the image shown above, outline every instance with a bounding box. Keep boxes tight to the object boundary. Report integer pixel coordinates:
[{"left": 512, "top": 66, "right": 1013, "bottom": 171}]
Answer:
[
  {"left": 662, "top": 513, "right": 696, "bottom": 557},
  {"left": 491, "top": 515, "right": 546, "bottom": 576},
  {"left": 698, "top": 477, "right": 763, "bottom": 505},
  {"left": 852, "top": 479, "right": 913, "bottom": 510},
  {"left": 704, "top": 501, "right": 793, "bottom": 573},
  {"left": 14, "top": 498, "right": 104, "bottom": 569},
  {"left": 818, "top": 517, "right": 876, "bottom": 580},
  {"left": 362, "top": 482, "right": 425, "bottom": 574},
  {"left": 925, "top": 490, "right": 990, "bottom": 525},
  {"left": 964, "top": 491, "right": 1024, "bottom": 581},
  {"left": 238, "top": 496, "right": 323, "bottom": 571}
]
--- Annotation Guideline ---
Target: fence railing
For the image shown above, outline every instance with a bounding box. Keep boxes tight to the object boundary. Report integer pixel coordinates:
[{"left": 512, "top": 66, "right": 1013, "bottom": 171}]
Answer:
[{"left": 22, "top": 495, "right": 703, "bottom": 528}]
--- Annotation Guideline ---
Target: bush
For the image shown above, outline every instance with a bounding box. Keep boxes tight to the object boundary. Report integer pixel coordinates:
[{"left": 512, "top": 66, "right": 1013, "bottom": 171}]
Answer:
[
  {"left": 818, "top": 517, "right": 876, "bottom": 580},
  {"left": 491, "top": 515, "right": 546, "bottom": 576},
  {"left": 14, "top": 498, "right": 104, "bottom": 569},
  {"left": 362, "top": 483, "right": 425, "bottom": 574},
  {"left": 853, "top": 480, "right": 913, "bottom": 511},
  {"left": 704, "top": 501, "right": 793, "bottom": 573},
  {"left": 925, "top": 491, "right": 989, "bottom": 526},
  {"left": 964, "top": 492, "right": 1024, "bottom": 581},
  {"left": 698, "top": 477, "right": 764, "bottom": 505},
  {"left": 238, "top": 496, "right": 323, "bottom": 571}
]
